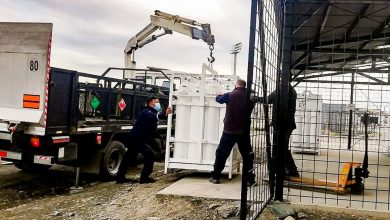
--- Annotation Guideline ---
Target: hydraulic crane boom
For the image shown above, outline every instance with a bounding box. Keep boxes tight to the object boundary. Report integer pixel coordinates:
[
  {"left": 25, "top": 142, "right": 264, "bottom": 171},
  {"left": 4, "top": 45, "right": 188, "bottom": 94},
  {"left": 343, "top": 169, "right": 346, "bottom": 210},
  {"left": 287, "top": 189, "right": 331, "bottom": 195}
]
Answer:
[{"left": 124, "top": 10, "right": 215, "bottom": 71}]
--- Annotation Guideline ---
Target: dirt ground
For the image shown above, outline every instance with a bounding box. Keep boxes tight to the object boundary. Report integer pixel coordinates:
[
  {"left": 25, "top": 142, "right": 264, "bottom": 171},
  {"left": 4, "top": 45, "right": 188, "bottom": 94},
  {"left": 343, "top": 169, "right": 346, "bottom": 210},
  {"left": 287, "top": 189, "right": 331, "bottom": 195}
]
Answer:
[{"left": 0, "top": 161, "right": 388, "bottom": 220}]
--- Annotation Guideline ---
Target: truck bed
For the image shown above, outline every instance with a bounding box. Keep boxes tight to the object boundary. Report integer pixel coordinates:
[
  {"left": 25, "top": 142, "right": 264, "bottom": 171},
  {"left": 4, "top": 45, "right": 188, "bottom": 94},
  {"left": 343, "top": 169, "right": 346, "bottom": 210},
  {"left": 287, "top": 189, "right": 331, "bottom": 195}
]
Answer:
[{"left": 46, "top": 67, "right": 169, "bottom": 135}]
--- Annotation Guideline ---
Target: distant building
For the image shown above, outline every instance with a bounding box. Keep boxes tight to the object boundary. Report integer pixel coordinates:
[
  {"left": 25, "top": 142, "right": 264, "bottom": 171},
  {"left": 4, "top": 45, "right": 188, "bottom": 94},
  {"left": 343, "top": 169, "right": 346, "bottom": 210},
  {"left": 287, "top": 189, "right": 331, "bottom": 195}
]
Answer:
[{"left": 322, "top": 103, "right": 348, "bottom": 132}]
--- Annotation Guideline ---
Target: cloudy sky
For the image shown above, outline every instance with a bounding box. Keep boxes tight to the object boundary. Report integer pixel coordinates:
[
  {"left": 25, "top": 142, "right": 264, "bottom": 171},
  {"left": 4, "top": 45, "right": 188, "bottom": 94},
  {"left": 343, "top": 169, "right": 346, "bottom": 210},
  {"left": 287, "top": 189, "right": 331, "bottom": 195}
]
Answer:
[{"left": 1, "top": 0, "right": 251, "bottom": 79}]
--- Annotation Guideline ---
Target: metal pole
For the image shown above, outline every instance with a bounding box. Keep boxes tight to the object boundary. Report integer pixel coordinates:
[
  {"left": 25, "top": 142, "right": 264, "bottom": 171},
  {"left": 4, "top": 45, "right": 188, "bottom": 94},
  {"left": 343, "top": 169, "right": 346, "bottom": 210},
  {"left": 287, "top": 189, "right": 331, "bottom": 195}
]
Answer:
[
  {"left": 348, "top": 73, "right": 355, "bottom": 150},
  {"left": 233, "top": 53, "right": 238, "bottom": 75},
  {"left": 231, "top": 42, "right": 242, "bottom": 75},
  {"left": 240, "top": 0, "right": 258, "bottom": 219},
  {"left": 70, "top": 166, "right": 83, "bottom": 193},
  {"left": 75, "top": 167, "right": 80, "bottom": 188},
  {"left": 275, "top": 0, "right": 289, "bottom": 202}
]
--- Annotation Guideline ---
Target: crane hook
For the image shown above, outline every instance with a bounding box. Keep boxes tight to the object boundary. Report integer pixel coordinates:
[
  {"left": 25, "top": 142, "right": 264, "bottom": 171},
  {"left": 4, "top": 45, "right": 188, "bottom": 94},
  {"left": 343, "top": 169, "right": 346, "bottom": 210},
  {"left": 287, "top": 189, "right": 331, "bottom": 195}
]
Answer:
[{"left": 208, "top": 45, "right": 215, "bottom": 64}]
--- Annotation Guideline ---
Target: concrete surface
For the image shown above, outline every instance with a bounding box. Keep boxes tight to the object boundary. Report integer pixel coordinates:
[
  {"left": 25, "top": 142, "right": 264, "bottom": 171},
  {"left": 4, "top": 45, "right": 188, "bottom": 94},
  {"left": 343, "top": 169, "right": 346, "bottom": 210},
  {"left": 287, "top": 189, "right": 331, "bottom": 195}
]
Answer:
[
  {"left": 285, "top": 149, "right": 390, "bottom": 212},
  {"left": 157, "top": 145, "right": 390, "bottom": 213},
  {"left": 157, "top": 173, "right": 243, "bottom": 200}
]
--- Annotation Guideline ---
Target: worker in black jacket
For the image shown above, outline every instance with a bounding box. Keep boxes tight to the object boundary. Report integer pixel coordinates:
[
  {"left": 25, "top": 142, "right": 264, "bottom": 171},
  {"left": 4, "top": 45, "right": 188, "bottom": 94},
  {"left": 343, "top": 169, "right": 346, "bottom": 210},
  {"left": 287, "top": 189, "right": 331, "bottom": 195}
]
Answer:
[
  {"left": 209, "top": 79, "right": 256, "bottom": 185},
  {"left": 116, "top": 96, "right": 172, "bottom": 184},
  {"left": 254, "top": 83, "right": 299, "bottom": 177}
]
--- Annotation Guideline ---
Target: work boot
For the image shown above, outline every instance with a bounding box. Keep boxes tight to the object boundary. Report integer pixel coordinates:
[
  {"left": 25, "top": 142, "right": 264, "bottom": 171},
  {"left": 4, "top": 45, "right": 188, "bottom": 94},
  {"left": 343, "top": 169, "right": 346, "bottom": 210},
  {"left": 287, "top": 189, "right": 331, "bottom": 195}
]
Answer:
[
  {"left": 209, "top": 177, "right": 220, "bottom": 184},
  {"left": 139, "top": 177, "right": 156, "bottom": 184}
]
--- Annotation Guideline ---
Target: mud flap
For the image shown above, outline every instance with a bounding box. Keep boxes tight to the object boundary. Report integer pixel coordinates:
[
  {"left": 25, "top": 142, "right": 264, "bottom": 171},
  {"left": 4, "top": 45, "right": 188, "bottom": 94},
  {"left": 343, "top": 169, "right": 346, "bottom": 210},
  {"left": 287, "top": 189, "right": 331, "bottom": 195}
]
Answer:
[{"left": 57, "top": 143, "right": 78, "bottom": 162}]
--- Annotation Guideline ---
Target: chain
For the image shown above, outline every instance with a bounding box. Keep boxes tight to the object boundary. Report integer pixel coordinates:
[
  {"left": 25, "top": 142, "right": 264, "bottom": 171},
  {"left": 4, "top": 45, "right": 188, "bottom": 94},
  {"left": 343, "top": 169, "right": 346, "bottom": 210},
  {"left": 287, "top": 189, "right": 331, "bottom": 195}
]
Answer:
[{"left": 208, "top": 45, "right": 215, "bottom": 64}]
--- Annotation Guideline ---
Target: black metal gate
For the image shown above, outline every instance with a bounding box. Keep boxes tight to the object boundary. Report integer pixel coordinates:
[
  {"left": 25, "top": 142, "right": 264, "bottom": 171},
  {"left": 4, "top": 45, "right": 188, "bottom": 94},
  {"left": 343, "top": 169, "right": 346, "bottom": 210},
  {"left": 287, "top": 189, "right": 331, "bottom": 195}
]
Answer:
[
  {"left": 242, "top": 0, "right": 390, "bottom": 218},
  {"left": 283, "top": 0, "right": 390, "bottom": 212},
  {"left": 241, "top": 0, "right": 285, "bottom": 218}
]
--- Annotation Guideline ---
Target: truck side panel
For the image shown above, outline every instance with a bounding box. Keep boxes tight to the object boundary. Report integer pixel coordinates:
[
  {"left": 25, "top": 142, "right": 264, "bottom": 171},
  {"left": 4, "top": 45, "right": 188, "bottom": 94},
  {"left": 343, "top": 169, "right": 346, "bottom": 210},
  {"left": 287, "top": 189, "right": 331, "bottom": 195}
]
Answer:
[
  {"left": 46, "top": 68, "right": 77, "bottom": 134},
  {"left": 0, "top": 22, "right": 52, "bottom": 125},
  {"left": 0, "top": 52, "right": 48, "bottom": 123}
]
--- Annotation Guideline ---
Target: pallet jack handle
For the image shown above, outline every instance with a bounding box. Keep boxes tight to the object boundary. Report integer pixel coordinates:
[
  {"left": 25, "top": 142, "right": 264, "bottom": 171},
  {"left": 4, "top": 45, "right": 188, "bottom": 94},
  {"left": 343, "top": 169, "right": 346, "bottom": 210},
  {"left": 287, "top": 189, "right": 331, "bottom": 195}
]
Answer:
[{"left": 360, "top": 112, "right": 370, "bottom": 178}]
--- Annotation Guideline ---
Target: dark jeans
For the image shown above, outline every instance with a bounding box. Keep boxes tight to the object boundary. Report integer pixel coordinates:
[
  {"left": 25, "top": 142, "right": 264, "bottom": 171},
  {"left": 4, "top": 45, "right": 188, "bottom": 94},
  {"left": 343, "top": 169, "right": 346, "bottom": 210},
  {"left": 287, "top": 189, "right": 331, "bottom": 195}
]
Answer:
[
  {"left": 272, "top": 129, "right": 298, "bottom": 174},
  {"left": 212, "top": 132, "right": 254, "bottom": 180},
  {"left": 117, "top": 139, "right": 155, "bottom": 180}
]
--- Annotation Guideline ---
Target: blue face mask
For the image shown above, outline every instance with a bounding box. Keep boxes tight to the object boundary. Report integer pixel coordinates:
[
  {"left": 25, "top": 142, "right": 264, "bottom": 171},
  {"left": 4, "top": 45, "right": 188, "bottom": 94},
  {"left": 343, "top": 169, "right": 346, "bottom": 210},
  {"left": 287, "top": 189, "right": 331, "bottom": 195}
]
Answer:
[{"left": 154, "top": 103, "right": 161, "bottom": 112}]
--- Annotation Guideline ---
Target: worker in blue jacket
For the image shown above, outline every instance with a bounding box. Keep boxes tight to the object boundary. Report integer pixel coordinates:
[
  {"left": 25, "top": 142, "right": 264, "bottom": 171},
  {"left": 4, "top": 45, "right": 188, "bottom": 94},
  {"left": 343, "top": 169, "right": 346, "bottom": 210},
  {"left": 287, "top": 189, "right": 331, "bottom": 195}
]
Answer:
[{"left": 116, "top": 96, "right": 172, "bottom": 184}]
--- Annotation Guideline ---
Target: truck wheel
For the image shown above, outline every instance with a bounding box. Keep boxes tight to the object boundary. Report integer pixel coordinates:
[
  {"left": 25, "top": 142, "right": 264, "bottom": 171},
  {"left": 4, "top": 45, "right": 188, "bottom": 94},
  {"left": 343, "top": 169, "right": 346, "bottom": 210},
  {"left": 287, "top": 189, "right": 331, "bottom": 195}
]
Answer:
[
  {"left": 100, "top": 141, "right": 126, "bottom": 180},
  {"left": 14, "top": 161, "right": 51, "bottom": 173}
]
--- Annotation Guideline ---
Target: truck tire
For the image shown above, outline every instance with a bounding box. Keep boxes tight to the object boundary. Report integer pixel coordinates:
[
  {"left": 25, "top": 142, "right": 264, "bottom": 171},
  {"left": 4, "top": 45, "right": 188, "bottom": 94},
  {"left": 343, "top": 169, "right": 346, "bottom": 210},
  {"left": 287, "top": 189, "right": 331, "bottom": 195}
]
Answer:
[
  {"left": 14, "top": 161, "right": 51, "bottom": 173},
  {"left": 100, "top": 141, "right": 126, "bottom": 180}
]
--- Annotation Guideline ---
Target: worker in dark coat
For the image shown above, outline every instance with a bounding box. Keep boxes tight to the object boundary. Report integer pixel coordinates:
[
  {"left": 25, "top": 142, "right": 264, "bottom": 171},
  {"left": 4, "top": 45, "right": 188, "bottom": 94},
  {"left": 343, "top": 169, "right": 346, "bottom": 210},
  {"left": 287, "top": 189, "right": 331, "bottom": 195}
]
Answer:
[
  {"left": 210, "top": 79, "right": 256, "bottom": 185},
  {"left": 254, "top": 83, "right": 299, "bottom": 177},
  {"left": 116, "top": 96, "right": 172, "bottom": 184}
]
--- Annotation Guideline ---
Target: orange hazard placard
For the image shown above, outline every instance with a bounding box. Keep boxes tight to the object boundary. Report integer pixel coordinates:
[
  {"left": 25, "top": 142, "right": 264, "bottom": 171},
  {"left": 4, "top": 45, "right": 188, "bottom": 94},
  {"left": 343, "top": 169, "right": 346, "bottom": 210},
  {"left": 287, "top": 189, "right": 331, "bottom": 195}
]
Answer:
[{"left": 23, "top": 94, "right": 40, "bottom": 109}]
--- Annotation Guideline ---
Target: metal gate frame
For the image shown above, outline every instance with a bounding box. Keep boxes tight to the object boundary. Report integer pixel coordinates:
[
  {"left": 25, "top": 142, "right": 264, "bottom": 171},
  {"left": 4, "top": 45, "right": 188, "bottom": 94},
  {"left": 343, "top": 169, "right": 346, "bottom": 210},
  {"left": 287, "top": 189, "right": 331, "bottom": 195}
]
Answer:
[
  {"left": 243, "top": 0, "right": 390, "bottom": 218},
  {"left": 241, "top": 0, "right": 286, "bottom": 219},
  {"left": 283, "top": 0, "right": 390, "bottom": 212}
]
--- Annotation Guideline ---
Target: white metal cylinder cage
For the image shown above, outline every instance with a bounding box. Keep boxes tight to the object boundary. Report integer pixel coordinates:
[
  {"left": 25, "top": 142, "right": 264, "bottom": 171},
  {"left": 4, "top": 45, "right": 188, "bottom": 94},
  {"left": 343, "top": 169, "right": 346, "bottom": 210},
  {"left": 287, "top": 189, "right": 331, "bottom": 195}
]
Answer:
[
  {"left": 290, "top": 91, "right": 323, "bottom": 155},
  {"left": 164, "top": 67, "right": 240, "bottom": 178}
]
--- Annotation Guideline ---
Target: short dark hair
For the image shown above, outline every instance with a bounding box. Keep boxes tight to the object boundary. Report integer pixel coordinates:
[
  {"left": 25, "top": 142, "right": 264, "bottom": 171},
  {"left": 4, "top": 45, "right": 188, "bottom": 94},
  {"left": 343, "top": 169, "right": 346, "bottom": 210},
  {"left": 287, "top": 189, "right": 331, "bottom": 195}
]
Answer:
[
  {"left": 236, "top": 79, "right": 246, "bottom": 87},
  {"left": 146, "top": 96, "right": 158, "bottom": 105}
]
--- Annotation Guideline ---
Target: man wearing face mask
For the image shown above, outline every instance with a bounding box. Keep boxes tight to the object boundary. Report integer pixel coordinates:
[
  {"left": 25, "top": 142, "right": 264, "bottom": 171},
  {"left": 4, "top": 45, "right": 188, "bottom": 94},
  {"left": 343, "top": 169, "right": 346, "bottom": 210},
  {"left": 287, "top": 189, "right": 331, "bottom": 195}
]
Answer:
[{"left": 116, "top": 96, "right": 172, "bottom": 184}]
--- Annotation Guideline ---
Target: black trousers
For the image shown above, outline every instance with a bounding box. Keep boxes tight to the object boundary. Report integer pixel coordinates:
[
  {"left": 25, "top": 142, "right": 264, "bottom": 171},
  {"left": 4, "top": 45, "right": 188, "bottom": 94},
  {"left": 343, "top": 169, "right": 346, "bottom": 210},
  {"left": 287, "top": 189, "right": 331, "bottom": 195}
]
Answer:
[
  {"left": 272, "top": 129, "right": 298, "bottom": 174},
  {"left": 212, "top": 132, "right": 254, "bottom": 179},
  {"left": 285, "top": 129, "right": 298, "bottom": 174},
  {"left": 117, "top": 139, "right": 155, "bottom": 180}
]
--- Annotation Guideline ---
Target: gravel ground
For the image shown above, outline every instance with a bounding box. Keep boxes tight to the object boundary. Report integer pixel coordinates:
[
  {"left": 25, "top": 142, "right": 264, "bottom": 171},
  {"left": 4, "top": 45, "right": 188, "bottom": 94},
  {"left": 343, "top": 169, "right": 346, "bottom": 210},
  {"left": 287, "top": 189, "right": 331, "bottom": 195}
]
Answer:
[{"left": 0, "top": 161, "right": 387, "bottom": 220}]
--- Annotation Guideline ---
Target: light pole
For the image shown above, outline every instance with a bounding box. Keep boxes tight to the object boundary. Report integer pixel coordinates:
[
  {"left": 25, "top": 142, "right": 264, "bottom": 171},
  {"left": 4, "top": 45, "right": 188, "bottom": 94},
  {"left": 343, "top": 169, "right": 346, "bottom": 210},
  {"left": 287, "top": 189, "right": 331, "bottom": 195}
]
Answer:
[{"left": 230, "top": 42, "right": 242, "bottom": 75}]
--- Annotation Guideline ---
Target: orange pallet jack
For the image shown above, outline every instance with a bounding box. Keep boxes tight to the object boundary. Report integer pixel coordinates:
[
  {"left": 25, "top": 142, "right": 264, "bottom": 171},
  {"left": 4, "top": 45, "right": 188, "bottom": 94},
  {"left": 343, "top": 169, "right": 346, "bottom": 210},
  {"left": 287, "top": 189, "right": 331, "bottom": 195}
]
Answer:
[{"left": 285, "top": 113, "right": 371, "bottom": 194}]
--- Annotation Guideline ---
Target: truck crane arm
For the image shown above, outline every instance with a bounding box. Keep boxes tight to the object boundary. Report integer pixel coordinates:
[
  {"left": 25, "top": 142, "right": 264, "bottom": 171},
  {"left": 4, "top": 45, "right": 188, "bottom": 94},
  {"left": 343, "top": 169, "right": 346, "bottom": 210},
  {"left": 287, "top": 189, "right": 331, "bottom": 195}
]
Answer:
[{"left": 124, "top": 10, "right": 215, "bottom": 68}]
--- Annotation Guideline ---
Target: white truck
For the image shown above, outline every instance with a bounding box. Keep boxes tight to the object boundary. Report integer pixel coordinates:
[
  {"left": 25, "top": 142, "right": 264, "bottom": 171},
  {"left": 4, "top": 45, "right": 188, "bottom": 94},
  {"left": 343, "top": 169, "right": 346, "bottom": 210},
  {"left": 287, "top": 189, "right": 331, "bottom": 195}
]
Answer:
[{"left": 0, "top": 11, "right": 216, "bottom": 181}]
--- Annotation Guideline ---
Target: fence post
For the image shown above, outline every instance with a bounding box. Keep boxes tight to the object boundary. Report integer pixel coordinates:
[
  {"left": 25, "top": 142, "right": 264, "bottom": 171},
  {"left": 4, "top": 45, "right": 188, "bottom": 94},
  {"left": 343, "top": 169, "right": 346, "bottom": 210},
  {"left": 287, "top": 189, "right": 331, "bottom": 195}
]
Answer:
[
  {"left": 240, "top": 0, "right": 259, "bottom": 218},
  {"left": 275, "top": 0, "right": 290, "bottom": 201}
]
